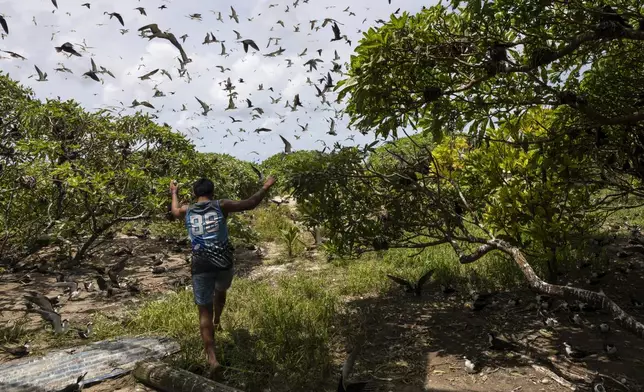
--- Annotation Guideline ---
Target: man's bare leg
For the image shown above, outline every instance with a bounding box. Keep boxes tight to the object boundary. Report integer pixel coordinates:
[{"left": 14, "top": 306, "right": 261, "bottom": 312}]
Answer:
[
  {"left": 198, "top": 305, "right": 219, "bottom": 369},
  {"left": 213, "top": 289, "right": 227, "bottom": 328}
]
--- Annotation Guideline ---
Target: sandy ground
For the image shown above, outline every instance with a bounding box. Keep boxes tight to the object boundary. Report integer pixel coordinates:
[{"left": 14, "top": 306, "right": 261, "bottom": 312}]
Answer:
[{"left": 2, "top": 232, "right": 644, "bottom": 391}]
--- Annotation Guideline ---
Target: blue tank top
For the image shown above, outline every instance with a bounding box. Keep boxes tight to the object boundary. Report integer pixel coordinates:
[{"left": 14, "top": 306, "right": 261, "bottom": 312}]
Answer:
[{"left": 185, "top": 200, "right": 233, "bottom": 273}]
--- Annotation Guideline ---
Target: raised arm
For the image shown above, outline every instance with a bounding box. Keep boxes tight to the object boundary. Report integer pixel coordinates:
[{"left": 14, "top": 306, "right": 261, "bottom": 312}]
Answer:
[
  {"left": 220, "top": 176, "right": 276, "bottom": 213},
  {"left": 170, "top": 180, "right": 188, "bottom": 218}
]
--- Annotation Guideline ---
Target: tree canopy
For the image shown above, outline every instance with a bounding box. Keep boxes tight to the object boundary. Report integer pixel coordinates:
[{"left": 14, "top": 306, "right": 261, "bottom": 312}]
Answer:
[
  {"left": 0, "top": 72, "right": 256, "bottom": 263},
  {"left": 288, "top": 1, "right": 644, "bottom": 337}
]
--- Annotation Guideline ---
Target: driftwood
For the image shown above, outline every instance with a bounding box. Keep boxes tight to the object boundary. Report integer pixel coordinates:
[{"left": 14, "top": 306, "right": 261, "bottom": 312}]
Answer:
[
  {"left": 479, "top": 240, "right": 644, "bottom": 339},
  {"left": 133, "top": 361, "right": 243, "bottom": 392}
]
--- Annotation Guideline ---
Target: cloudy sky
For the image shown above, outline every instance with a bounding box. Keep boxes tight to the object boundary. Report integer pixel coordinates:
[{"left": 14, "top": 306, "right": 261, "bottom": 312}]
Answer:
[{"left": 0, "top": 0, "right": 429, "bottom": 161}]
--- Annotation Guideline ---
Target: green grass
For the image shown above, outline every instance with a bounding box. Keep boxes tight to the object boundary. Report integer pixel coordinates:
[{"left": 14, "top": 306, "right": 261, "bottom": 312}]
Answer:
[
  {"left": 604, "top": 203, "right": 644, "bottom": 228},
  {"left": 330, "top": 244, "right": 526, "bottom": 297},
  {"left": 94, "top": 276, "right": 337, "bottom": 391},
  {"left": 0, "top": 317, "right": 30, "bottom": 345},
  {"left": 249, "top": 204, "right": 296, "bottom": 242}
]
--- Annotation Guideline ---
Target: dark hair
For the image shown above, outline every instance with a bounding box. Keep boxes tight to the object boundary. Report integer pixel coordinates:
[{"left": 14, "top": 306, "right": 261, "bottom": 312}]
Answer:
[{"left": 193, "top": 178, "right": 214, "bottom": 198}]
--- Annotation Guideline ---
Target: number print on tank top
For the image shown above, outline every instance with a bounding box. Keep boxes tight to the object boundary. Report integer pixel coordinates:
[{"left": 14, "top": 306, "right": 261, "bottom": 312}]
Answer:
[{"left": 190, "top": 211, "right": 219, "bottom": 237}]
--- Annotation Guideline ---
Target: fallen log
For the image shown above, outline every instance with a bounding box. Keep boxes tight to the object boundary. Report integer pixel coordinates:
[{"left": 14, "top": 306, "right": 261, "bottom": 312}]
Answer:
[
  {"left": 133, "top": 360, "right": 244, "bottom": 392},
  {"left": 462, "top": 239, "right": 644, "bottom": 339}
]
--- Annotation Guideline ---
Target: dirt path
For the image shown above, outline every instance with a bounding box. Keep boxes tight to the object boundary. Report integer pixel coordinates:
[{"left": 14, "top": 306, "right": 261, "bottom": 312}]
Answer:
[{"left": 2, "top": 231, "right": 644, "bottom": 391}]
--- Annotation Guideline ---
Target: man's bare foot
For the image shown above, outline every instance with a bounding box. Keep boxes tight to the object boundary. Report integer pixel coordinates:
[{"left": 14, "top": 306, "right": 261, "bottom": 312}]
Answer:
[{"left": 207, "top": 352, "right": 220, "bottom": 369}]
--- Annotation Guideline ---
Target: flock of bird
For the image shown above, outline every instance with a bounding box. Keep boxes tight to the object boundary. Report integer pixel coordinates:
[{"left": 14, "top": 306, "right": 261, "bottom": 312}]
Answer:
[{"left": 0, "top": 0, "right": 404, "bottom": 158}]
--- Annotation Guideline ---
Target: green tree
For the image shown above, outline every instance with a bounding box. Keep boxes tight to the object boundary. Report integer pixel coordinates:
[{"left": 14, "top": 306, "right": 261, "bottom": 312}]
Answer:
[
  {"left": 0, "top": 73, "right": 196, "bottom": 263},
  {"left": 308, "top": 2, "right": 644, "bottom": 337}
]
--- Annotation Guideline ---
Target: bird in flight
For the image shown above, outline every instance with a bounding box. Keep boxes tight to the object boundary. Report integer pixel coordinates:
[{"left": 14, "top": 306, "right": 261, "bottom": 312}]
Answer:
[
  {"left": 0, "top": 15, "right": 8, "bottom": 35},
  {"left": 135, "top": 7, "right": 146, "bottom": 16},
  {"left": 104, "top": 12, "right": 125, "bottom": 27},
  {"left": 230, "top": 6, "right": 239, "bottom": 23},
  {"left": 138, "top": 69, "right": 159, "bottom": 80},
  {"left": 195, "top": 96, "right": 211, "bottom": 116},
  {"left": 279, "top": 135, "right": 293, "bottom": 153},
  {"left": 138, "top": 24, "right": 190, "bottom": 64},
  {"left": 241, "top": 39, "right": 260, "bottom": 53},
  {"left": 55, "top": 42, "right": 82, "bottom": 57},
  {"left": 33, "top": 65, "right": 48, "bottom": 81}
]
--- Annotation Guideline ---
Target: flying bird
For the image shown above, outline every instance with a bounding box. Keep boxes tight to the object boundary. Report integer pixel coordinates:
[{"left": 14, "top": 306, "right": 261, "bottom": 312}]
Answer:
[
  {"left": 226, "top": 96, "right": 237, "bottom": 110},
  {"left": 83, "top": 69, "right": 100, "bottom": 82},
  {"left": 30, "top": 308, "right": 68, "bottom": 334},
  {"left": 81, "top": 3, "right": 90, "bottom": 9},
  {"left": 254, "top": 128, "right": 272, "bottom": 133},
  {"left": 0, "top": 15, "right": 8, "bottom": 35},
  {"left": 304, "top": 58, "right": 323, "bottom": 72},
  {"left": 34, "top": 65, "right": 48, "bottom": 81},
  {"left": 51, "top": 0, "right": 58, "bottom": 9},
  {"left": 331, "top": 22, "right": 343, "bottom": 41},
  {"left": 160, "top": 69, "right": 172, "bottom": 80},
  {"left": 138, "top": 24, "right": 190, "bottom": 64},
  {"left": 386, "top": 270, "right": 434, "bottom": 296},
  {"left": 250, "top": 164, "right": 264, "bottom": 181},
  {"left": 292, "top": 94, "right": 303, "bottom": 110},
  {"left": 327, "top": 118, "right": 337, "bottom": 135},
  {"left": 104, "top": 12, "right": 124, "bottom": 27},
  {"left": 195, "top": 96, "right": 211, "bottom": 115},
  {"left": 2, "top": 50, "right": 26, "bottom": 60},
  {"left": 24, "top": 291, "right": 58, "bottom": 312},
  {"left": 131, "top": 99, "right": 155, "bottom": 109},
  {"left": 54, "top": 64, "right": 73, "bottom": 74},
  {"left": 241, "top": 39, "right": 259, "bottom": 53},
  {"left": 230, "top": 116, "right": 242, "bottom": 123},
  {"left": 279, "top": 135, "right": 292, "bottom": 153},
  {"left": 229, "top": 6, "right": 239, "bottom": 23},
  {"left": 135, "top": 7, "right": 146, "bottom": 16},
  {"left": 264, "top": 47, "right": 285, "bottom": 57},
  {"left": 138, "top": 68, "right": 159, "bottom": 80},
  {"left": 55, "top": 42, "right": 82, "bottom": 57}
]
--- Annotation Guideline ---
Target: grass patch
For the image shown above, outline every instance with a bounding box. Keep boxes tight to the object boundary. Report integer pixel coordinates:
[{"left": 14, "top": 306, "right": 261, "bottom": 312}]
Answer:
[
  {"left": 94, "top": 276, "right": 337, "bottom": 392},
  {"left": 0, "top": 317, "right": 30, "bottom": 345},
  {"left": 330, "top": 244, "right": 526, "bottom": 297},
  {"left": 249, "top": 205, "right": 295, "bottom": 242},
  {"left": 604, "top": 203, "right": 644, "bottom": 229}
]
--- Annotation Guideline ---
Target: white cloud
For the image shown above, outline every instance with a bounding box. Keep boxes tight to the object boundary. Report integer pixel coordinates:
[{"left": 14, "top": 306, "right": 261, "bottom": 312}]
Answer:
[{"left": 0, "top": 0, "right": 433, "bottom": 160}]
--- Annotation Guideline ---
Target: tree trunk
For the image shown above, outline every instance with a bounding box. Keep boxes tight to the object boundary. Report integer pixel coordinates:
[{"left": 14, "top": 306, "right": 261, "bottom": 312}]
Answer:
[
  {"left": 70, "top": 221, "right": 115, "bottom": 266},
  {"left": 133, "top": 361, "right": 244, "bottom": 392},
  {"left": 493, "top": 239, "right": 644, "bottom": 339},
  {"left": 547, "top": 245, "right": 558, "bottom": 284}
]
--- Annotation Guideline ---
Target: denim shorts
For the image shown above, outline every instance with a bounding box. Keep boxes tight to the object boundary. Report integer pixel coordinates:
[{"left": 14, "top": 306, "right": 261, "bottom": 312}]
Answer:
[{"left": 191, "top": 268, "right": 234, "bottom": 306}]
